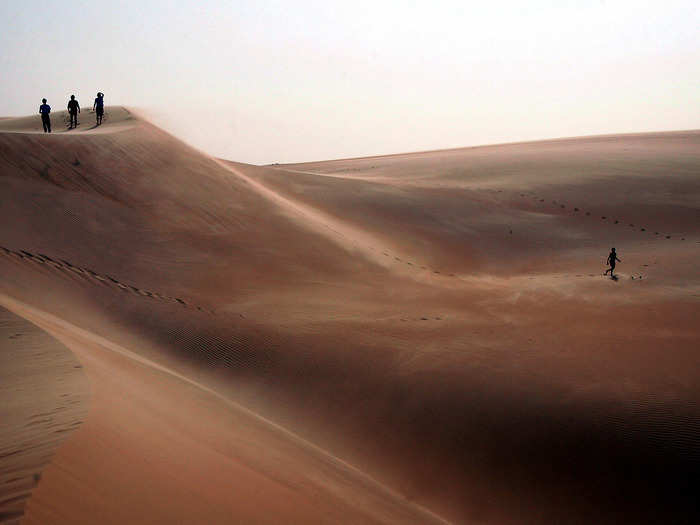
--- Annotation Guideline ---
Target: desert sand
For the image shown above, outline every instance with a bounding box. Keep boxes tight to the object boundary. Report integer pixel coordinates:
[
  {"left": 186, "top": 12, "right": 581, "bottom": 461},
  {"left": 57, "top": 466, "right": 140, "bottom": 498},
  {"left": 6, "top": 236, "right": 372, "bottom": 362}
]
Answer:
[{"left": 0, "top": 109, "right": 698, "bottom": 524}]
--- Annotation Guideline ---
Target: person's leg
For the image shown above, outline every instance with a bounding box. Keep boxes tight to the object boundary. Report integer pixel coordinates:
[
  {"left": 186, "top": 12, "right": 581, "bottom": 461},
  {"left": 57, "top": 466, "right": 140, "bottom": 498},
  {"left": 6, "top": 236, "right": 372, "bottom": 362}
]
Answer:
[
  {"left": 47, "top": 117, "right": 51, "bottom": 133},
  {"left": 42, "top": 117, "right": 47, "bottom": 133}
]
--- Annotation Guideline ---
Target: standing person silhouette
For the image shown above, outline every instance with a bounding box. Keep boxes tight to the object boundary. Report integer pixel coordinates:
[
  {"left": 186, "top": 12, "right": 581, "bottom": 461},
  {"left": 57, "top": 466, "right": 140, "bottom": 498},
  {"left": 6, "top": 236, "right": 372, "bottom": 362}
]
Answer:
[
  {"left": 92, "top": 92, "right": 104, "bottom": 125},
  {"left": 604, "top": 248, "right": 621, "bottom": 278},
  {"left": 67, "top": 95, "right": 80, "bottom": 129},
  {"left": 39, "top": 98, "right": 51, "bottom": 133}
]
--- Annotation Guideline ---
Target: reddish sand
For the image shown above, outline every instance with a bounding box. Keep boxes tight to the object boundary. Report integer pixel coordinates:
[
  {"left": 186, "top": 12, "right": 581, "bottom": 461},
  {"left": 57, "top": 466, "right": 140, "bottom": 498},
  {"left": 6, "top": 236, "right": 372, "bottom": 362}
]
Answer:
[{"left": 0, "top": 109, "right": 698, "bottom": 523}]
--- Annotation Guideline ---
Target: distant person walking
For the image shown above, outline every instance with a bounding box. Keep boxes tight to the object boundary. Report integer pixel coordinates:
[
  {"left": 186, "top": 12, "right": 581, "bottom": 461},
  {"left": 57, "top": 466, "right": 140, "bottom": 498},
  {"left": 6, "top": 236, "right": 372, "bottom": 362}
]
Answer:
[
  {"left": 39, "top": 98, "right": 51, "bottom": 133},
  {"left": 67, "top": 95, "right": 80, "bottom": 129},
  {"left": 93, "top": 92, "right": 104, "bottom": 125},
  {"left": 604, "top": 248, "right": 621, "bottom": 278}
]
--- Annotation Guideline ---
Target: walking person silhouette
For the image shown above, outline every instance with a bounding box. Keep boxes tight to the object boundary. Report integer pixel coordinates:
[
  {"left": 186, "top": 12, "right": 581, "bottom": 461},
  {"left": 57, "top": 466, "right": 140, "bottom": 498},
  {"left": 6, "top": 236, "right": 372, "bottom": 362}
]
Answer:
[
  {"left": 39, "top": 98, "right": 51, "bottom": 133},
  {"left": 67, "top": 95, "right": 80, "bottom": 129},
  {"left": 604, "top": 248, "right": 621, "bottom": 278},
  {"left": 93, "top": 92, "right": 104, "bottom": 125}
]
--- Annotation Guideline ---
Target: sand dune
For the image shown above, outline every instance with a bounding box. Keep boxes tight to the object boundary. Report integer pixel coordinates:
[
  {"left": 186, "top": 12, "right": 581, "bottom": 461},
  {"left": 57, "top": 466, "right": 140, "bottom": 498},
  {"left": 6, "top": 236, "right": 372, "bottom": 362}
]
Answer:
[{"left": 1, "top": 110, "right": 698, "bottom": 523}]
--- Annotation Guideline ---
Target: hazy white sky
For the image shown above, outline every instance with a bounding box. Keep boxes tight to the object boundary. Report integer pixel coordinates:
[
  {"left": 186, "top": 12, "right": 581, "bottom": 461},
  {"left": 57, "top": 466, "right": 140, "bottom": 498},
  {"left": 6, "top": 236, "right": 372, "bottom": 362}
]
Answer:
[{"left": 1, "top": 1, "right": 698, "bottom": 164}]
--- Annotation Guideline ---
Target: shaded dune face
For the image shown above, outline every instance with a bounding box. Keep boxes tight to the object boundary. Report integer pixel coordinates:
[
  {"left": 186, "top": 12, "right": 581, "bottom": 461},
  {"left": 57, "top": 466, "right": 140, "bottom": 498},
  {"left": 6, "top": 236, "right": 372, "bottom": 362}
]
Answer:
[
  {"left": 0, "top": 306, "right": 89, "bottom": 524},
  {"left": 1, "top": 111, "right": 699, "bottom": 523}
]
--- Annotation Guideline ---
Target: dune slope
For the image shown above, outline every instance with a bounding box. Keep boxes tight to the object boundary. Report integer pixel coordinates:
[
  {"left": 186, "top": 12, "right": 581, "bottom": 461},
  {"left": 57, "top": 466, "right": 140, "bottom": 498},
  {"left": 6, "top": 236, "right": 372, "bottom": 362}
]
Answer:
[
  {"left": 0, "top": 305, "right": 88, "bottom": 524},
  {"left": 1, "top": 111, "right": 699, "bottom": 524}
]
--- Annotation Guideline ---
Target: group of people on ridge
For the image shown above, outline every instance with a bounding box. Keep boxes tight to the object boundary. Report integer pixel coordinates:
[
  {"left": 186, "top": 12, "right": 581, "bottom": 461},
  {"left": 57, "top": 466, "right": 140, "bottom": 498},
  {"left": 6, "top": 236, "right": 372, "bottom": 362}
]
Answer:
[{"left": 38, "top": 92, "right": 105, "bottom": 133}]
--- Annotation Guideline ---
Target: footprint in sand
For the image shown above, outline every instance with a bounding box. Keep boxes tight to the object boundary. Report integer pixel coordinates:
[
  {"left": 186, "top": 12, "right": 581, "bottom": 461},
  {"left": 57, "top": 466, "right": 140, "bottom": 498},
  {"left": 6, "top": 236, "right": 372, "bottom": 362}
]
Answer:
[{"left": 6, "top": 247, "right": 216, "bottom": 315}]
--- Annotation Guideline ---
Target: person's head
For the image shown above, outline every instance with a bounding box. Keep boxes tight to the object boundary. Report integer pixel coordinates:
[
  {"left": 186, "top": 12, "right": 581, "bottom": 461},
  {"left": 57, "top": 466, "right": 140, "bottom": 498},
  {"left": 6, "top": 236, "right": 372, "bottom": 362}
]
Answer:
[
  {"left": 611, "top": 247, "right": 616, "bottom": 252},
  {"left": 42, "top": 98, "right": 46, "bottom": 103},
  {"left": 99, "top": 92, "right": 103, "bottom": 98},
  {"left": 70, "top": 95, "right": 75, "bottom": 100}
]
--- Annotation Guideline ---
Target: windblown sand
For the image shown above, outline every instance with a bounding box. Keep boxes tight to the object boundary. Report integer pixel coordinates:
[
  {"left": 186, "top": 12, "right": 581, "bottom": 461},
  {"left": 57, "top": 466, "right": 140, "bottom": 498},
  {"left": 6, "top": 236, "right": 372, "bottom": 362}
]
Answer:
[{"left": 0, "top": 109, "right": 698, "bottom": 524}]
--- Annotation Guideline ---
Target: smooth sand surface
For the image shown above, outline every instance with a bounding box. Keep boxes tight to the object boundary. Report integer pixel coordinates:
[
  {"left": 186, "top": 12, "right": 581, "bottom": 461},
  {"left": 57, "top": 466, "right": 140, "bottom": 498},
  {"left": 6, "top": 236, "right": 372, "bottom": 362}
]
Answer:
[{"left": 1, "top": 110, "right": 698, "bottom": 523}]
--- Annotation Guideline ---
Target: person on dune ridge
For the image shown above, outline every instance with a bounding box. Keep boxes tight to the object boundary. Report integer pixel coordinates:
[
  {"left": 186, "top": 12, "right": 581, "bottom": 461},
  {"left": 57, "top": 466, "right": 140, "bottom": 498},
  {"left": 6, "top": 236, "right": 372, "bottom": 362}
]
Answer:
[
  {"left": 604, "top": 247, "right": 621, "bottom": 278},
  {"left": 38, "top": 98, "right": 51, "bottom": 133},
  {"left": 93, "top": 92, "right": 104, "bottom": 125},
  {"left": 67, "top": 95, "right": 80, "bottom": 129}
]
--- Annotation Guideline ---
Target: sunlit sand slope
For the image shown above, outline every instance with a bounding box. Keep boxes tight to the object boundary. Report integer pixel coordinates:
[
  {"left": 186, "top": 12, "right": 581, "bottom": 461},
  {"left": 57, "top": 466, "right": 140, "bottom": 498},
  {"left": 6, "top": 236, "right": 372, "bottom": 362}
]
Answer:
[
  {"left": 1, "top": 295, "right": 444, "bottom": 525},
  {"left": 1, "top": 110, "right": 698, "bottom": 524}
]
